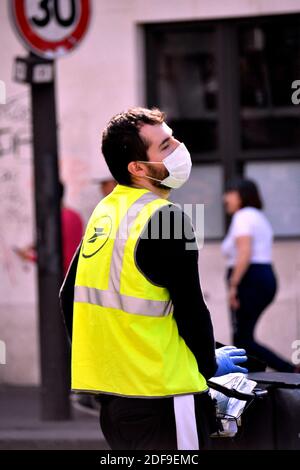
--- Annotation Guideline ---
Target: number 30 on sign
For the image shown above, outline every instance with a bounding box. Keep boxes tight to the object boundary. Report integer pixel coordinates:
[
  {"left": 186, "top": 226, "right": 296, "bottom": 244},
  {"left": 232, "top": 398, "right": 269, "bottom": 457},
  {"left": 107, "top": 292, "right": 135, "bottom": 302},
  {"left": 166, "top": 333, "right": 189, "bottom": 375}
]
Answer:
[{"left": 10, "top": 0, "right": 91, "bottom": 59}]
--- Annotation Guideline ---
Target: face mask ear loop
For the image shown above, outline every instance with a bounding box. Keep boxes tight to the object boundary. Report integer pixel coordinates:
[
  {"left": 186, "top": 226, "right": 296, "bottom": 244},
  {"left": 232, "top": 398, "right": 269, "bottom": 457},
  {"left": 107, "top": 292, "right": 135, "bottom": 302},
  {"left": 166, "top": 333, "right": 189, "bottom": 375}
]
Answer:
[
  {"left": 145, "top": 175, "right": 164, "bottom": 183},
  {"left": 135, "top": 161, "right": 166, "bottom": 184},
  {"left": 136, "top": 161, "right": 165, "bottom": 165},
  {"left": 136, "top": 174, "right": 164, "bottom": 184}
]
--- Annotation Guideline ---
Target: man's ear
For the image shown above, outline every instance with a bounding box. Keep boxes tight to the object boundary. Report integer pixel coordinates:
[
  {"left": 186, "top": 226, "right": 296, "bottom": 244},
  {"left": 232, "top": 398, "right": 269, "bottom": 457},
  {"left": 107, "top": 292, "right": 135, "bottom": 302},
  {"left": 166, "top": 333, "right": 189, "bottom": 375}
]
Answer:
[{"left": 128, "top": 160, "right": 147, "bottom": 178}]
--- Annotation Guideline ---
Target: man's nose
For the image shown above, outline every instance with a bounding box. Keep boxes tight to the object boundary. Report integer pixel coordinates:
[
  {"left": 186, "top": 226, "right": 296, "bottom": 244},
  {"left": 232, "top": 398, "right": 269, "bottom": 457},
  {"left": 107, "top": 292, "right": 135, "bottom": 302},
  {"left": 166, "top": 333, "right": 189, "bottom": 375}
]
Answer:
[{"left": 171, "top": 137, "right": 181, "bottom": 149}]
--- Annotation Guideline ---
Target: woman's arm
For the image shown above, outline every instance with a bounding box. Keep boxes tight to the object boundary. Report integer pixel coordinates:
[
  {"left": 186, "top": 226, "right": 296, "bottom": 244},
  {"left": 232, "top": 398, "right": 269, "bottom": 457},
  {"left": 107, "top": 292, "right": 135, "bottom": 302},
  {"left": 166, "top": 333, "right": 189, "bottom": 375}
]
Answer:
[{"left": 228, "top": 235, "right": 252, "bottom": 310}]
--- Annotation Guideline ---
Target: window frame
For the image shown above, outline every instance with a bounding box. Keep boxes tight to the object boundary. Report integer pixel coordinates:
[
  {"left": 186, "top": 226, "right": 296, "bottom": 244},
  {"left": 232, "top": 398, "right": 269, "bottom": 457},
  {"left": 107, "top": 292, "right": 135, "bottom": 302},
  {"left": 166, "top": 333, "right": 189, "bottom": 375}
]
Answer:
[{"left": 145, "top": 14, "right": 300, "bottom": 240}]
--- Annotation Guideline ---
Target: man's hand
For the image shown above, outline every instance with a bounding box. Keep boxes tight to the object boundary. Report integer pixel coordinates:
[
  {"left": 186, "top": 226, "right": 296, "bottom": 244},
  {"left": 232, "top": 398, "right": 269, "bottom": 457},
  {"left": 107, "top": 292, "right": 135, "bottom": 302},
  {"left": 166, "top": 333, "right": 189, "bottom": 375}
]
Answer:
[
  {"left": 13, "top": 245, "right": 37, "bottom": 262},
  {"left": 215, "top": 345, "right": 248, "bottom": 377}
]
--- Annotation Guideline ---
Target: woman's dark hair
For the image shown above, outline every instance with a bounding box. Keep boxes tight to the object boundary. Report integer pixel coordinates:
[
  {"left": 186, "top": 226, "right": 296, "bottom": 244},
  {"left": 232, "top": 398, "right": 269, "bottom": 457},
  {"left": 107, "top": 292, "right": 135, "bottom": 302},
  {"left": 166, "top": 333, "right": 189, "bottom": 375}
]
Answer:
[
  {"left": 225, "top": 178, "right": 263, "bottom": 210},
  {"left": 101, "top": 107, "right": 165, "bottom": 185}
]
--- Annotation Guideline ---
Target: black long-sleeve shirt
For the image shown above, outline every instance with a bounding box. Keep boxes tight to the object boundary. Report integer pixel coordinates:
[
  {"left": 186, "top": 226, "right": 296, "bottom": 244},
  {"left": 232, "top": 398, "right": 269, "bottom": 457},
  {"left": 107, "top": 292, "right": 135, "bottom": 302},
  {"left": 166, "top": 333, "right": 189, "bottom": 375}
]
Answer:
[{"left": 135, "top": 204, "right": 217, "bottom": 380}]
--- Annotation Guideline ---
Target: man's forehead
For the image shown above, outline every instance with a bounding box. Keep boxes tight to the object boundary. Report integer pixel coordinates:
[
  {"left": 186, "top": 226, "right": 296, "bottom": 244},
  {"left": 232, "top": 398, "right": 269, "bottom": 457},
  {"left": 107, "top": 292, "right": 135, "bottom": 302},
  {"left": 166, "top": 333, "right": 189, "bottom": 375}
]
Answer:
[
  {"left": 161, "top": 122, "right": 172, "bottom": 134},
  {"left": 140, "top": 121, "right": 172, "bottom": 145}
]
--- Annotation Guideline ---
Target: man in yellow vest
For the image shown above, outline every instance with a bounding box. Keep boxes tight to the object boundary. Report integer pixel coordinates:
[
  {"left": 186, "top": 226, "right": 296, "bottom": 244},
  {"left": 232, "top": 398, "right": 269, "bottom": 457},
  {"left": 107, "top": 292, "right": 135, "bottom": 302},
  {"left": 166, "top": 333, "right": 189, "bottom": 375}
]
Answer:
[{"left": 64, "top": 107, "right": 248, "bottom": 450}]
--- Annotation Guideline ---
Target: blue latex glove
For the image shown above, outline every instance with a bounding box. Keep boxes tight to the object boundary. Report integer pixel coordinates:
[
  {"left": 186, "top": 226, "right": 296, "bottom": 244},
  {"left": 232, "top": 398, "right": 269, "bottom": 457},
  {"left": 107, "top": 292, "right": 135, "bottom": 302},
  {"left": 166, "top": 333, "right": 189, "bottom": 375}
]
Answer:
[{"left": 215, "top": 345, "right": 248, "bottom": 377}]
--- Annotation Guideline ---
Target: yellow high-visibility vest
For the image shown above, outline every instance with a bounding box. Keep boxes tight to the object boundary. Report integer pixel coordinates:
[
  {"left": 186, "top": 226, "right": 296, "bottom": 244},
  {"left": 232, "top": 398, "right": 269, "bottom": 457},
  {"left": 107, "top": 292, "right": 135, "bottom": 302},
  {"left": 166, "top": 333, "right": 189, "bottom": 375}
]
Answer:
[{"left": 71, "top": 184, "right": 207, "bottom": 397}]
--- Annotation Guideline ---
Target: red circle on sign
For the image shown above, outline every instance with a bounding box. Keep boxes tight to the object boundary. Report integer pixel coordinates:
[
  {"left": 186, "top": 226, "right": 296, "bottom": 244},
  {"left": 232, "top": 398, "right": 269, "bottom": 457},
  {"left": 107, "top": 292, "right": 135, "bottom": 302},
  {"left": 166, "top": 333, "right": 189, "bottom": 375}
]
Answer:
[{"left": 11, "top": 0, "right": 91, "bottom": 58}]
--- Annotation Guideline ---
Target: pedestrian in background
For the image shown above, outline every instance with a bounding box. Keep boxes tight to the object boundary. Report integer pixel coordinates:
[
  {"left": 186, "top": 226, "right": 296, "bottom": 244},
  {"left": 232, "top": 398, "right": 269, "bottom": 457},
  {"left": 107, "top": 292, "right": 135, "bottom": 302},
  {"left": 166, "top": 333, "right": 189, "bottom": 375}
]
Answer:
[
  {"left": 96, "top": 175, "right": 117, "bottom": 198},
  {"left": 15, "top": 181, "right": 83, "bottom": 277},
  {"left": 221, "top": 178, "right": 296, "bottom": 372}
]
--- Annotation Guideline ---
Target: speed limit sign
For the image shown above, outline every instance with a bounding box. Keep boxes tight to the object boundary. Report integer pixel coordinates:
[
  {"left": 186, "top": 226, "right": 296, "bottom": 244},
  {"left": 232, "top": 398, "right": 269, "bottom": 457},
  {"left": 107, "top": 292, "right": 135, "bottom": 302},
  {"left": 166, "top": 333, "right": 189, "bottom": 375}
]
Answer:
[{"left": 10, "top": 0, "right": 91, "bottom": 59}]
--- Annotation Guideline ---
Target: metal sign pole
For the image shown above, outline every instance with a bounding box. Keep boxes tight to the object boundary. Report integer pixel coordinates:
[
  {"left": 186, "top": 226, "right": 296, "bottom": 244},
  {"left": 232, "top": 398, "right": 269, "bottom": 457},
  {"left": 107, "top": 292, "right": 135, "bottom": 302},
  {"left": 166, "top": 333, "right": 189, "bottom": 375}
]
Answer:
[
  {"left": 11, "top": 0, "right": 91, "bottom": 422},
  {"left": 29, "top": 52, "right": 71, "bottom": 420}
]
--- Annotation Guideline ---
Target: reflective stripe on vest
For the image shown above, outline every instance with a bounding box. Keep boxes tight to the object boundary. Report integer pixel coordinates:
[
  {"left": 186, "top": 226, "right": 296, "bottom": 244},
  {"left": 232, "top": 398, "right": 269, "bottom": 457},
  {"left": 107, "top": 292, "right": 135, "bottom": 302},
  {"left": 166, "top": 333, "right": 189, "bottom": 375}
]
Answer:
[
  {"left": 109, "top": 191, "right": 160, "bottom": 293},
  {"left": 74, "top": 286, "right": 173, "bottom": 317},
  {"left": 74, "top": 191, "right": 172, "bottom": 317}
]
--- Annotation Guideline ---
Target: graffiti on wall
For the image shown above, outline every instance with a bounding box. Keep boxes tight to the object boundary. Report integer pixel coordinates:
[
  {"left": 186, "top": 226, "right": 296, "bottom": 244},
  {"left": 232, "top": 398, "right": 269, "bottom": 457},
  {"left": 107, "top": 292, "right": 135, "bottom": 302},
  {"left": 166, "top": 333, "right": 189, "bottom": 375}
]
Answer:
[{"left": 0, "top": 91, "right": 36, "bottom": 302}]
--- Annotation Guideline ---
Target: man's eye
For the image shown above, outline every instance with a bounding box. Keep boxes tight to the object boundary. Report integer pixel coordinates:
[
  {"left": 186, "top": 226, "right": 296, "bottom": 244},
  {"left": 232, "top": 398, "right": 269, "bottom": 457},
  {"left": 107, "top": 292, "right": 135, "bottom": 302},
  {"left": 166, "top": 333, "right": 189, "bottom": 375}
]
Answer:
[{"left": 162, "top": 145, "right": 169, "bottom": 151}]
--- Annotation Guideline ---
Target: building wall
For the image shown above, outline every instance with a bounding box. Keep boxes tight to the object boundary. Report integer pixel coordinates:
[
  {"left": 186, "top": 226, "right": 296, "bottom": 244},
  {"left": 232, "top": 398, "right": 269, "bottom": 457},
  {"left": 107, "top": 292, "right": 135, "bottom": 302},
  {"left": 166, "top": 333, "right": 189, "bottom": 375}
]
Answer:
[{"left": 1, "top": 0, "right": 300, "bottom": 384}]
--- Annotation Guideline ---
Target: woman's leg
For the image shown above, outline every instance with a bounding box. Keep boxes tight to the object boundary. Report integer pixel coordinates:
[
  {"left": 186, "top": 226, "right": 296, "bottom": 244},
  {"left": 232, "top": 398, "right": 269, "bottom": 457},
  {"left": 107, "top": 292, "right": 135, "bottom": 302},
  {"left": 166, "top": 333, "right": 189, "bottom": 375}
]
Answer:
[{"left": 233, "top": 265, "right": 294, "bottom": 372}]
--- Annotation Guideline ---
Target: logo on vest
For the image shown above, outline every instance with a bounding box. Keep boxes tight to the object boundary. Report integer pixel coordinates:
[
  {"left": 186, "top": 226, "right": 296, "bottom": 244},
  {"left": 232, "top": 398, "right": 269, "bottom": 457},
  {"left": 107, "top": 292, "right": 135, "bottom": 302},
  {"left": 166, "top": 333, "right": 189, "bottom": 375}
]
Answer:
[{"left": 82, "top": 215, "right": 112, "bottom": 258}]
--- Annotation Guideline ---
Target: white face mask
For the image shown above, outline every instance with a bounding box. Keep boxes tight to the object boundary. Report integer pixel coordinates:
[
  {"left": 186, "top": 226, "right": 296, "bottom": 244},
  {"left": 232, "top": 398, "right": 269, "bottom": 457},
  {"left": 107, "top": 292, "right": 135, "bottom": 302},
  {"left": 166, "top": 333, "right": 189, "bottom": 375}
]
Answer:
[{"left": 138, "top": 142, "right": 192, "bottom": 189}]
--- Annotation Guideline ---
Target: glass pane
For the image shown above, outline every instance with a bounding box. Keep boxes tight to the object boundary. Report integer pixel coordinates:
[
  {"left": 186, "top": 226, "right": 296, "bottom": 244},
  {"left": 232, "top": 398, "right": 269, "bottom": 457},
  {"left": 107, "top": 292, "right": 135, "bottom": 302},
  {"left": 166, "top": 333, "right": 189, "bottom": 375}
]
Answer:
[
  {"left": 245, "top": 161, "right": 300, "bottom": 236},
  {"left": 170, "top": 164, "right": 224, "bottom": 240},
  {"left": 154, "top": 28, "right": 218, "bottom": 154},
  {"left": 239, "top": 22, "right": 300, "bottom": 149}
]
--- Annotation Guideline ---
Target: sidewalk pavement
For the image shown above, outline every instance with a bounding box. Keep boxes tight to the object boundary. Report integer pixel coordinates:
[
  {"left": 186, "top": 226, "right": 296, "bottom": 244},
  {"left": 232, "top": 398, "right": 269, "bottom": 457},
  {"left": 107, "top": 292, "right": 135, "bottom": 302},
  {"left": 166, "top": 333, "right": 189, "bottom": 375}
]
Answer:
[{"left": 0, "top": 385, "right": 110, "bottom": 450}]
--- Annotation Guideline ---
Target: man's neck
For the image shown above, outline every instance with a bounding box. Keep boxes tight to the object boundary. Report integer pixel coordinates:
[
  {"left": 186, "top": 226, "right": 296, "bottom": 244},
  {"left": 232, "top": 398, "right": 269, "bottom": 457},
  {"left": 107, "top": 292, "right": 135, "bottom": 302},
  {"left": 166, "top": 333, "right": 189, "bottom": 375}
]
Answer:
[{"left": 130, "top": 178, "right": 171, "bottom": 199}]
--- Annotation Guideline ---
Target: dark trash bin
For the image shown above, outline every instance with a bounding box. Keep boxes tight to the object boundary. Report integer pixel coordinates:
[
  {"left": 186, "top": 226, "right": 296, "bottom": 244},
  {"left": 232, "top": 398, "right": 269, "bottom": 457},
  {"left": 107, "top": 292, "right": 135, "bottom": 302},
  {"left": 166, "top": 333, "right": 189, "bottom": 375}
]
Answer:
[
  {"left": 247, "top": 372, "right": 300, "bottom": 450},
  {"left": 209, "top": 372, "right": 300, "bottom": 450}
]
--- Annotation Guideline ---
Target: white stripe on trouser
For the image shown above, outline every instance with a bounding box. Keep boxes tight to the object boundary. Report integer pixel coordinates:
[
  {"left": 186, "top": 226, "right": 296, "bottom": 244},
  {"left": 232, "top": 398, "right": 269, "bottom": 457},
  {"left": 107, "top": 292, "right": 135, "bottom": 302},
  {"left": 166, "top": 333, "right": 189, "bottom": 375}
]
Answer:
[{"left": 173, "top": 395, "right": 199, "bottom": 450}]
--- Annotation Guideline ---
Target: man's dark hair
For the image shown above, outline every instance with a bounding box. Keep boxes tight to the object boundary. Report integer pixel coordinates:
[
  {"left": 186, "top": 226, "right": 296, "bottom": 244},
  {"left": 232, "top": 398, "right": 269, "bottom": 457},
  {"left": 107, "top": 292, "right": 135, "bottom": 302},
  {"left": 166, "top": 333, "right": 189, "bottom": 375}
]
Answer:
[
  {"left": 101, "top": 107, "right": 165, "bottom": 185},
  {"left": 225, "top": 178, "right": 263, "bottom": 210}
]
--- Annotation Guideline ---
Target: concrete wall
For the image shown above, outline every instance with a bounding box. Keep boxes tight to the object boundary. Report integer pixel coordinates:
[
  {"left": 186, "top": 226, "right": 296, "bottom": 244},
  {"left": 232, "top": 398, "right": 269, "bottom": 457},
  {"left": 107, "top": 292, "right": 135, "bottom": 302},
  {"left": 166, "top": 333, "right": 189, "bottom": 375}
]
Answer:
[{"left": 1, "top": 0, "right": 300, "bottom": 384}]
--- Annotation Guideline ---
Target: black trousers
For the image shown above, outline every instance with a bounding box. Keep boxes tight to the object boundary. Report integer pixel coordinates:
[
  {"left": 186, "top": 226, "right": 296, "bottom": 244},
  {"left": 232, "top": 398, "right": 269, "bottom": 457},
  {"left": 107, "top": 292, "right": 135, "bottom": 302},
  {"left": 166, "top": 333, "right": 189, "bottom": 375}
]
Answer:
[
  {"left": 98, "top": 392, "right": 217, "bottom": 451},
  {"left": 227, "top": 263, "right": 294, "bottom": 372}
]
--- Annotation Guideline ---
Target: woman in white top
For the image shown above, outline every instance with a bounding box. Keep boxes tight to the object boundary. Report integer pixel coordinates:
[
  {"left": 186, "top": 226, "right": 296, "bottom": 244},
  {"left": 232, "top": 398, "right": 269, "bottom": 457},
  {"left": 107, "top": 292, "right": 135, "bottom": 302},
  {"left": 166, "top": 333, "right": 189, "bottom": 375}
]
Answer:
[{"left": 221, "top": 179, "right": 295, "bottom": 372}]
